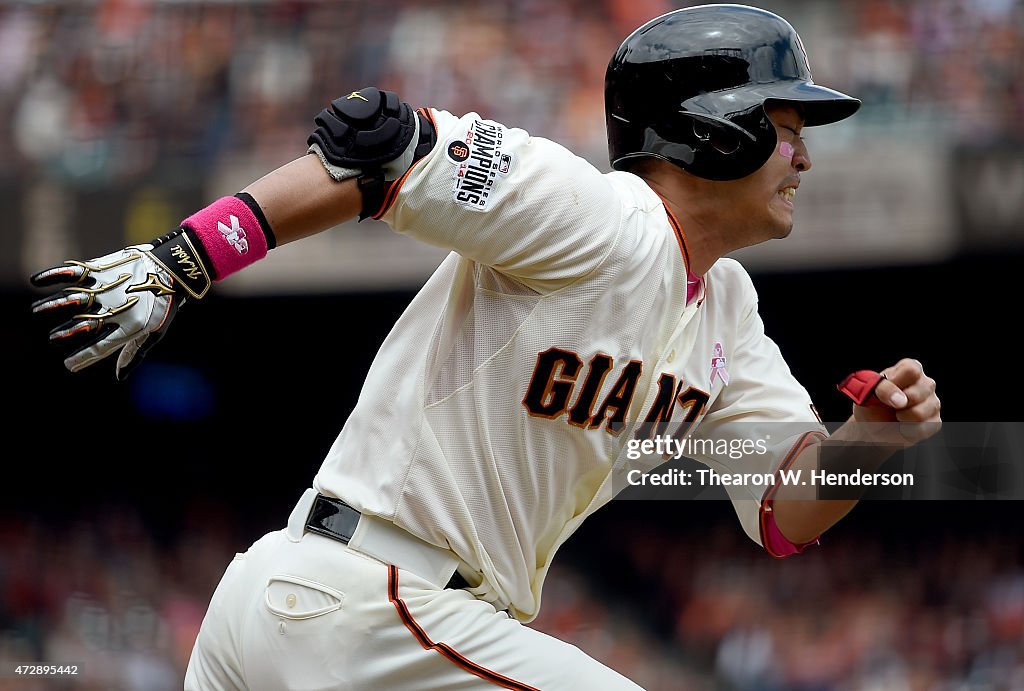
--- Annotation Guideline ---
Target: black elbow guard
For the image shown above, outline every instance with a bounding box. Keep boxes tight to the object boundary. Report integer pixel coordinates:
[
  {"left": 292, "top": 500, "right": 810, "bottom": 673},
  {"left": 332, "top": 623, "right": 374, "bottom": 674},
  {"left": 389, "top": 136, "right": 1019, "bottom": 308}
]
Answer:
[
  {"left": 308, "top": 87, "right": 418, "bottom": 169},
  {"left": 308, "top": 87, "right": 438, "bottom": 220}
]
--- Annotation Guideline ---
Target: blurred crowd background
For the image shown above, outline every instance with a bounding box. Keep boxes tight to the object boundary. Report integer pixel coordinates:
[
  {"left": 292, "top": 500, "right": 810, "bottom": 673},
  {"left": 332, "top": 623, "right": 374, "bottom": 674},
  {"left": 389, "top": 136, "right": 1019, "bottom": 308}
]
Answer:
[
  {"left": 4, "top": 503, "right": 1024, "bottom": 691},
  {"left": 1, "top": 0, "right": 1022, "bottom": 287},
  {"left": 3, "top": 1, "right": 1024, "bottom": 690},
  {"left": 1, "top": 0, "right": 1021, "bottom": 182}
]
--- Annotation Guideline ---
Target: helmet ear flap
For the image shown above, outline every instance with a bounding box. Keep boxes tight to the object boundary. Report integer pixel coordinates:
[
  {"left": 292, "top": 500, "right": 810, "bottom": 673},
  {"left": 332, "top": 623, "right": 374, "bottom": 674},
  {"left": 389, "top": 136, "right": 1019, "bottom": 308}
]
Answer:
[
  {"left": 691, "top": 121, "right": 739, "bottom": 156},
  {"left": 615, "top": 109, "right": 775, "bottom": 181},
  {"left": 687, "top": 113, "right": 755, "bottom": 155},
  {"left": 665, "top": 109, "right": 776, "bottom": 181}
]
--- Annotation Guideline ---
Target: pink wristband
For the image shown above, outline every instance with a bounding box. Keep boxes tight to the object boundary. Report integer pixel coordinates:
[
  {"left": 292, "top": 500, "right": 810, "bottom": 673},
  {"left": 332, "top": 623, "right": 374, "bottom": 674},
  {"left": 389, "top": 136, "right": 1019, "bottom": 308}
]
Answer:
[
  {"left": 182, "top": 196, "right": 269, "bottom": 280},
  {"left": 760, "top": 504, "right": 818, "bottom": 558}
]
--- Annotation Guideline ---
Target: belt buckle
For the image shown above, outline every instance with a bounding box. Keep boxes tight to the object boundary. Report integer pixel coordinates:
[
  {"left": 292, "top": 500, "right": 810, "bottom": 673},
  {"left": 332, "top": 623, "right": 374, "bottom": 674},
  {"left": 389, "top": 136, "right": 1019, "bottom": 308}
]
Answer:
[
  {"left": 305, "top": 494, "right": 361, "bottom": 543},
  {"left": 289, "top": 490, "right": 467, "bottom": 591}
]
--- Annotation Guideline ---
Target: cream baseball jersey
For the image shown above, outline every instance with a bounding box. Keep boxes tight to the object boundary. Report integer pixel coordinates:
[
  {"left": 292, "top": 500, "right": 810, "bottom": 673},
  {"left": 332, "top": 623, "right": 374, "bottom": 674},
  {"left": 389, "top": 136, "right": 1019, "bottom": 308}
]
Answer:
[{"left": 313, "top": 109, "right": 826, "bottom": 622}]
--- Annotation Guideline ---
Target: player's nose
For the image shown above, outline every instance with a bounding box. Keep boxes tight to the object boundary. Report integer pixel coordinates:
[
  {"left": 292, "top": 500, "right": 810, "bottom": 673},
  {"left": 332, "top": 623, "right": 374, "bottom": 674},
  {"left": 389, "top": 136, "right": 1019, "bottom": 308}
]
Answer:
[{"left": 792, "top": 140, "right": 812, "bottom": 172}]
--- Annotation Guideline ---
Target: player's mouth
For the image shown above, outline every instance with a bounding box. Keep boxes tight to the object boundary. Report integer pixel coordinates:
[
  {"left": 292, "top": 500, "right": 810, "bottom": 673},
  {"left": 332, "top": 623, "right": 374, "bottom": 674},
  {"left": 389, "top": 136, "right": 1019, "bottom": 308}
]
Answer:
[{"left": 776, "top": 183, "right": 798, "bottom": 209}]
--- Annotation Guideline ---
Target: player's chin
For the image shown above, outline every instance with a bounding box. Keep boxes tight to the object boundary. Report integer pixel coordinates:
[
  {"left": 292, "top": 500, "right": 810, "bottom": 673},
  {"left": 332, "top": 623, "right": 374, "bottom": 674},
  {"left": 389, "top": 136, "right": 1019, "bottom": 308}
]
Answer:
[
  {"left": 767, "top": 198, "right": 795, "bottom": 238},
  {"left": 770, "top": 221, "right": 794, "bottom": 239},
  {"left": 768, "top": 216, "right": 794, "bottom": 240}
]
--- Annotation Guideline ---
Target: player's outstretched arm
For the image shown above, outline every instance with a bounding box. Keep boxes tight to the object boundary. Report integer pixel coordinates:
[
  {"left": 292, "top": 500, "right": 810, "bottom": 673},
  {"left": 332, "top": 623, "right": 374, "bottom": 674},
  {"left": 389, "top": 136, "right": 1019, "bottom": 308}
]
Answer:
[
  {"left": 30, "top": 86, "right": 427, "bottom": 378},
  {"left": 29, "top": 158, "right": 360, "bottom": 380},
  {"left": 241, "top": 155, "right": 362, "bottom": 246},
  {"left": 770, "top": 358, "right": 942, "bottom": 544}
]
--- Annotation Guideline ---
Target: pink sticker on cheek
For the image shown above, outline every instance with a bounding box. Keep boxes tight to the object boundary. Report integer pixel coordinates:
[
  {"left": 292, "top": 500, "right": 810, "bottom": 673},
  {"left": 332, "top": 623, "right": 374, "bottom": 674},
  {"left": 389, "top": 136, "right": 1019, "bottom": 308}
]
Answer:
[{"left": 778, "top": 141, "right": 795, "bottom": 159}]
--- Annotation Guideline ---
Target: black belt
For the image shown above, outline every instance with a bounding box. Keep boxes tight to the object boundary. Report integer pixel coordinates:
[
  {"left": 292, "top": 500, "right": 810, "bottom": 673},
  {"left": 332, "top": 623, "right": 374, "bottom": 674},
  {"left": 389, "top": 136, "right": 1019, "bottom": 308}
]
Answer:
[{"left": 305, "top": 494, "right": 470, "bottom": 590}]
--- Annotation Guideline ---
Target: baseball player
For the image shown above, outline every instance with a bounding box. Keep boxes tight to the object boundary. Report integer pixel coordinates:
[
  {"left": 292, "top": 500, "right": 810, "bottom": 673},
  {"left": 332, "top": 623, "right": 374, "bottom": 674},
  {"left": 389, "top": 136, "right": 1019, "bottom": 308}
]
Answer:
[{"left": 30, "top": 5, "right": 941, "bottom": 690}]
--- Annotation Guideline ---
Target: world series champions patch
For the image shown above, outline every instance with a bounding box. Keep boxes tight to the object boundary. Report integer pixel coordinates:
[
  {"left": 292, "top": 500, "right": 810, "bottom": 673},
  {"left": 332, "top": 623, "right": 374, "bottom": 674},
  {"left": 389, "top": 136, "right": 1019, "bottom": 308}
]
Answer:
[{"left": 445, "top": 119, "right": 513, "bottom": 211}]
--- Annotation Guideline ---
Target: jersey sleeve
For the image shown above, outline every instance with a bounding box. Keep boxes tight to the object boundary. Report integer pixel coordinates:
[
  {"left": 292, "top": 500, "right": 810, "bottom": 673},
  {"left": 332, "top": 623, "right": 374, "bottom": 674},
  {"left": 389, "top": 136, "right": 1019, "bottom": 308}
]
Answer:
[
  {"left": 376, "top": 109, "right": 624, "bottom": 293},
  {"left": 689, "top": 265, "right": 828, "bottom": 556}
]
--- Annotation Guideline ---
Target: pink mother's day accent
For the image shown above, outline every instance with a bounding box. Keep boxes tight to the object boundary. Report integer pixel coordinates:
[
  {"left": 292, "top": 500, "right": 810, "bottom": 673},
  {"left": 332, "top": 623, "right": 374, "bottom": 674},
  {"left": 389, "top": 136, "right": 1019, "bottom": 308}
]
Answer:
[
  {"left": 182, "top": 196, "right": 269, "bottom": 279},
  {"left": 686, "top": 271, "right": 703, "bottom": 305},
  {"left": 761, "top": 506, "right": 818, "bottom": 557},
  {"left": 709, "top": 341, "right": 729, "bottom": 386}
]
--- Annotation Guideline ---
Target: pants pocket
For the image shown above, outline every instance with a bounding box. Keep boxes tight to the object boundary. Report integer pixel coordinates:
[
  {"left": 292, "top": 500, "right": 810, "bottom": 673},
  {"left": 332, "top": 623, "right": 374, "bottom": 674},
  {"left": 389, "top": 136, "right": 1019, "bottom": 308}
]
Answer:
[{"left": 264, "top": 575, "right": 345, "bottom": 620}]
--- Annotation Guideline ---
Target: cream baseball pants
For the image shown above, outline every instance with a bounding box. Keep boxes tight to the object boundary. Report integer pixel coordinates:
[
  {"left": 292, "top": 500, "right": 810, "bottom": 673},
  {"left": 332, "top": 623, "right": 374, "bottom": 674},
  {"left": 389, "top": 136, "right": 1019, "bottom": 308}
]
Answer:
[{"left": 184, "top": 498, "right": 642, "bottom": 690}]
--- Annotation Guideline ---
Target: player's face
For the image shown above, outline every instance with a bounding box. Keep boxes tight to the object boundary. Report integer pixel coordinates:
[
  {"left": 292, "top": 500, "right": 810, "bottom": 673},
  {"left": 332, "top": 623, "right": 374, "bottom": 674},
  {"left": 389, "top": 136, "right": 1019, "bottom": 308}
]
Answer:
[{"left": 740, "top": 104, "right": 811, "bottom": 240}]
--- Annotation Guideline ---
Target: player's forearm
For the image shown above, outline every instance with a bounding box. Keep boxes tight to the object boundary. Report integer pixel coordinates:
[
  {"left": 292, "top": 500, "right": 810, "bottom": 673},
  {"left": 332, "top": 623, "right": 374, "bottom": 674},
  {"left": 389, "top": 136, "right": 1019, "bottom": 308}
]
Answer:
[
  {"left": 770, "top": 419, "right": 899, "bottom": 544},
  {"left": 241, "top": 153, "right": 363, "bottom": 246}
]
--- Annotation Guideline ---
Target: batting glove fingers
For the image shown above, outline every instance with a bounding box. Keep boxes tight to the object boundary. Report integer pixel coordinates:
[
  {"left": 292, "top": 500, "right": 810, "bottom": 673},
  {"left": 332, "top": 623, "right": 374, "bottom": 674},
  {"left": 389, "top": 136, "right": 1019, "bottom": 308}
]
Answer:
[{"left": 31, "top": 244, "right": 185, "bottom": 377}]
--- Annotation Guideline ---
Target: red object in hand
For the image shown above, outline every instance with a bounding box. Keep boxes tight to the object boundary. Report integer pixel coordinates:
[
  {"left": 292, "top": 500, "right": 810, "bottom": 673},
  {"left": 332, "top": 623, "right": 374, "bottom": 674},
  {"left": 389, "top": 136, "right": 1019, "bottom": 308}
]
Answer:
[{"left": 837, "top": 370, "right": 885, "bottom": 406}]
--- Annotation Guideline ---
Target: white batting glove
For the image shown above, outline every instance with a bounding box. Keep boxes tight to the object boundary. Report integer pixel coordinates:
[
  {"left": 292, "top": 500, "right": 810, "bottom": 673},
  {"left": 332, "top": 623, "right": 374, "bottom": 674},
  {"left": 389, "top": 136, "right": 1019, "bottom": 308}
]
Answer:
[{"left": 30, "top": 228, "right": 211, "bottom": 379}]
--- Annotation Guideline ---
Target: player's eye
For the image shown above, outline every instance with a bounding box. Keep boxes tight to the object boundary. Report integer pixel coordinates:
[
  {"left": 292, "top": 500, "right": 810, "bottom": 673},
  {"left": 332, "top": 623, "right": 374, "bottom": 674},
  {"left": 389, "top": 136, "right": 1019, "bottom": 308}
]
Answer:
[{"left": 781, "top": 125, "right": 805, "bottom": 142}]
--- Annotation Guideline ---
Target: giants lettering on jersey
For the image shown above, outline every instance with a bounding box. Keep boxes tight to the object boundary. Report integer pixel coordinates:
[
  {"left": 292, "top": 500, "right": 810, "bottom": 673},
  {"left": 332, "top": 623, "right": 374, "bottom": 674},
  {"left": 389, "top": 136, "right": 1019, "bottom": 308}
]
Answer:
[
  {"left": 521, "top": 347, "right": 710, "bottom": 440},
  {"left": 448, "top": 119, "right": 513, "bottom": 211}
]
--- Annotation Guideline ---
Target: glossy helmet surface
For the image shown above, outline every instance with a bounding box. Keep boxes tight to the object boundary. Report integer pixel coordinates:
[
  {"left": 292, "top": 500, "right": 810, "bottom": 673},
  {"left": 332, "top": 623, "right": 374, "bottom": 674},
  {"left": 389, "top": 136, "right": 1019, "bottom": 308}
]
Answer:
[{"left": 605, "top": 4, "right": 861, "bottom": 180}]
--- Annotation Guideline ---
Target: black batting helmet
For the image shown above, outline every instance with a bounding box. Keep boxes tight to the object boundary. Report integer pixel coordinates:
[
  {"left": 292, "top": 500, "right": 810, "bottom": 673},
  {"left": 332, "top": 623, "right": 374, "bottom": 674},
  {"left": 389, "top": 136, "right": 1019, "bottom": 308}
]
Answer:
[{"left": 605, "top": 4, "right": 861, "bottom": 181}]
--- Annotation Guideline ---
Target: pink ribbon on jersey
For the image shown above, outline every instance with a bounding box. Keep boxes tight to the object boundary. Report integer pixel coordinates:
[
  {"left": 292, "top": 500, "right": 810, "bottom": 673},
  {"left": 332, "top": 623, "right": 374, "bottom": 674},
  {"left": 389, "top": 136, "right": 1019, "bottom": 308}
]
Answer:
[{"left": 710, "top": 342, "right": 730, "bottom": 386}]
